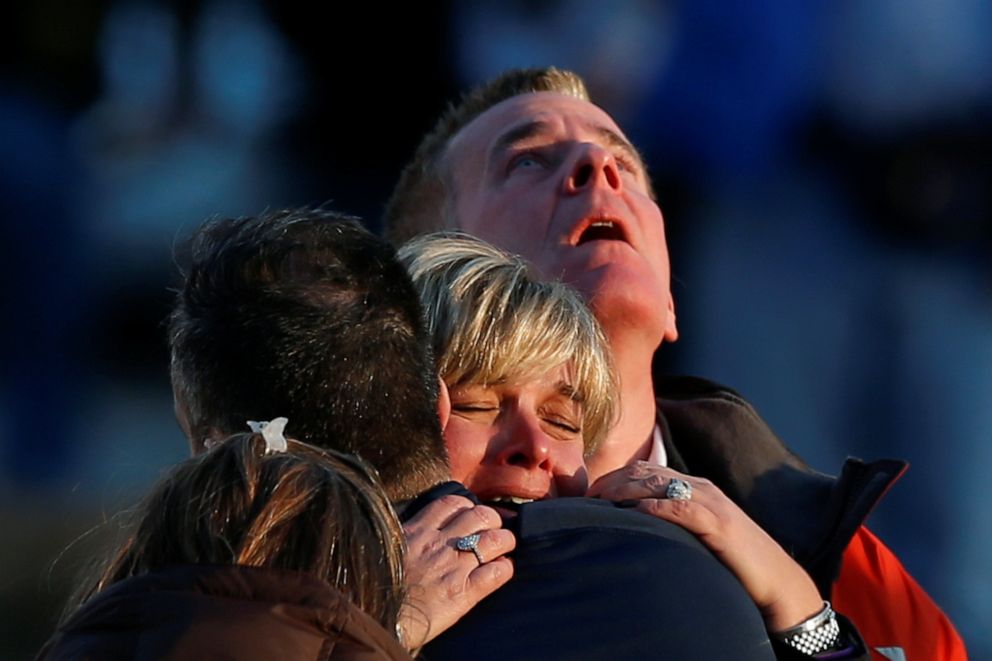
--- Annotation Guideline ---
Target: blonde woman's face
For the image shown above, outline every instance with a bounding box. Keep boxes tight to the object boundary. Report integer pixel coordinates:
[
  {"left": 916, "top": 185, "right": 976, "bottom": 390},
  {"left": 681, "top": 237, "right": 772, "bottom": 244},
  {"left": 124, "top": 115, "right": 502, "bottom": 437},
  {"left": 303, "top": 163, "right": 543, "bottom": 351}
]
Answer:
[{"left": 443, "top": 364, "right": 588, "bottom": 508}]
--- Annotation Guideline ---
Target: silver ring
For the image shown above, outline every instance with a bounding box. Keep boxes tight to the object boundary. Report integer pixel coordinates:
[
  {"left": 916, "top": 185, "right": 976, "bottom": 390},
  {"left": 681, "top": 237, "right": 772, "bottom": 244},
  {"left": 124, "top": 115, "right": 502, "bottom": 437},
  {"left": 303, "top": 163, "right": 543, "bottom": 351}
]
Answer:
[
  {"left": 666, "top": 478, "right": 693, "bottom": 501},
  {"left": 455, "top": 532, "right": 484, "bottom": 565}
]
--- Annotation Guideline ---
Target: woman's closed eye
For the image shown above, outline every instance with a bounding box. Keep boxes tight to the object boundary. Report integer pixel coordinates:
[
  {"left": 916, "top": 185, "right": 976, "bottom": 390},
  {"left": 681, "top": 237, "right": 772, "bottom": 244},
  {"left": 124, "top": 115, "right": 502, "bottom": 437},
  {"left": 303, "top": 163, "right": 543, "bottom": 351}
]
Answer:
[
  {"left": 452, "top": 403, "right": 498, "bottom": 413},
  {"left": 544, "top": 416, "right": 581, "bottom": 434},
  {"left": 450, "top": 399, "right": 500, "bottom": 424},
  {"left": 539, "top": 401, "right": 583, "bottom": 438}
]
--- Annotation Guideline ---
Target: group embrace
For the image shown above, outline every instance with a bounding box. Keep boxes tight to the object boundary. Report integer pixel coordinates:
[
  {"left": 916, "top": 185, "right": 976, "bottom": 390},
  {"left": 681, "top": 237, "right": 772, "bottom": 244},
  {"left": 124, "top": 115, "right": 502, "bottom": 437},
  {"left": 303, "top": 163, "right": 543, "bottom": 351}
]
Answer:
[{"left": 41, "top": 68, "right": 964, "bottom": 660}]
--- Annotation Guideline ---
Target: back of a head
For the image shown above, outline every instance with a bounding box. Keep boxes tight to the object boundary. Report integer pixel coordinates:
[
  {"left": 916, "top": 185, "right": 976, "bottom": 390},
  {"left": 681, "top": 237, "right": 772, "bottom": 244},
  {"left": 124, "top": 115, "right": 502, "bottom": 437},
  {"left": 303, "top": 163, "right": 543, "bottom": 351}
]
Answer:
[
  {"left": 398, "top": 232, "right": 616, "bottom": 453},
  {"left": 169, "top": 208, "right": 448, "bottom": 500},
  {"left": 73, "top": 434, "right": 406, "bottom": 634},
  {"left": 383, "top": 67, "right": 590, "bottom": 245}
]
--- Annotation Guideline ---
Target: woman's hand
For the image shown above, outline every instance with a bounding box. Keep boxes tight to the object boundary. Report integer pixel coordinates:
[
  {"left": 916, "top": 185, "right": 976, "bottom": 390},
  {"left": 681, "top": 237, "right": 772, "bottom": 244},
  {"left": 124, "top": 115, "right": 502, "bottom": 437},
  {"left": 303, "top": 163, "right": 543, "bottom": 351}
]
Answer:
[
  {"left": 588, "top": 462, "right": 823, "bottom": 632},
  {"left": 398, "top": 495, "right": 515, "bottom": 648}
]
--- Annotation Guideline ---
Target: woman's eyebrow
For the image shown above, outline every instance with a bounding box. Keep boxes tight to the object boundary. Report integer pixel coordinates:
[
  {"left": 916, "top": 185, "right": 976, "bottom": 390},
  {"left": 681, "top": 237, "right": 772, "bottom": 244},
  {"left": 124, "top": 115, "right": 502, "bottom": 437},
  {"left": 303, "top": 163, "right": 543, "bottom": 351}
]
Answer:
[{"left": 556, "top": 381, "right": 584, "bottom": 404}]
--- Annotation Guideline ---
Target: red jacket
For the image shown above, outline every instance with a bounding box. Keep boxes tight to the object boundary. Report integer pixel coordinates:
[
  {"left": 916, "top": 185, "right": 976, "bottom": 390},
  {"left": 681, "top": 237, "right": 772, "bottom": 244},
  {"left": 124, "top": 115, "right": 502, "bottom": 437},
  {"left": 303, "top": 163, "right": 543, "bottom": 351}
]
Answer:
[
  {"left": 834, "top": 527, "right": 966, "bottom": 661},
  {"left": 655, "top": 375, "right": 966, "bottom": 661}
]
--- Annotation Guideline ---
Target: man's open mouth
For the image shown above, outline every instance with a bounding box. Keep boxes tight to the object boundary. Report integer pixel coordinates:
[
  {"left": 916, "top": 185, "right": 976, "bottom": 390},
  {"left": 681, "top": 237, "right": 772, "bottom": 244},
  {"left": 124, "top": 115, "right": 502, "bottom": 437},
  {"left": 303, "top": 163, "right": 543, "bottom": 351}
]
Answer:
[{"left": 575, "top": 218, "right": 629, "bottom": 245}]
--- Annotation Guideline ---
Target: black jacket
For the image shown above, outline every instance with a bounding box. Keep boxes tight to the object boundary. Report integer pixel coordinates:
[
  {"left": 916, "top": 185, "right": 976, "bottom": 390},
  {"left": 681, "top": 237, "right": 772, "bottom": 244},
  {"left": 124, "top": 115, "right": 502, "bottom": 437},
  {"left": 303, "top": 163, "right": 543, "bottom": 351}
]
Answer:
[
  {"left": 409, "top": 486, "right": 777, "bottom": 661},
  {"left": 654, "top": 375, "right": 906, "bottom": 596}
]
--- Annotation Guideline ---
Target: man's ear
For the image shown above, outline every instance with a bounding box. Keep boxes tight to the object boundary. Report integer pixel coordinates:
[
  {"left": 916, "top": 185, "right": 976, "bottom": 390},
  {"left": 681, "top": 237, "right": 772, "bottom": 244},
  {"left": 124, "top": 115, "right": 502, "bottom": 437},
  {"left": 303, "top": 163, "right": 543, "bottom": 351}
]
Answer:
[
  {"left": 437, "top": 376, "right": 451, "bottom": 430},
  {"left": 663, "top": 291, "right": 679, "bottom": 344}
]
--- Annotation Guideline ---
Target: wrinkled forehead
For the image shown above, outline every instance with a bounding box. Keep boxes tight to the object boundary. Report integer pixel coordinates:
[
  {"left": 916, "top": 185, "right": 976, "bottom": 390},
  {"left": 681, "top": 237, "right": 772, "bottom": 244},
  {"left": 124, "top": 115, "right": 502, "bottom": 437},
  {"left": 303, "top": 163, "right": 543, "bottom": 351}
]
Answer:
[{"left": 445, "top": 91, "right": 628, "bottom": 178}]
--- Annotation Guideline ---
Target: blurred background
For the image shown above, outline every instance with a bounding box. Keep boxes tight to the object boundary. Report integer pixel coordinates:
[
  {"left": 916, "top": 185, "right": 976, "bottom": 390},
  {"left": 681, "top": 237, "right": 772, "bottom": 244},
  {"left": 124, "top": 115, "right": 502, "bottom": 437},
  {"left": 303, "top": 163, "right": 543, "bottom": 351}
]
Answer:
[{"left": 2, "top": 1, "right": 989, "bottom": 657}]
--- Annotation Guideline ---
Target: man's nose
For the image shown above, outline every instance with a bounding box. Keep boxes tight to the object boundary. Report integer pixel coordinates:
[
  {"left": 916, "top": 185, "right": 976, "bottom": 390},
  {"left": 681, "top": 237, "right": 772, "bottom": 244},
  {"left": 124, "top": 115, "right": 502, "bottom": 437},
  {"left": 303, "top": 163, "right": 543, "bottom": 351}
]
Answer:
[
  {"left": 563, "top": 143, "right": 622, "bottom": 195},
  {"left": 495, "top": 412, "right": 552, "bottom": 471}
]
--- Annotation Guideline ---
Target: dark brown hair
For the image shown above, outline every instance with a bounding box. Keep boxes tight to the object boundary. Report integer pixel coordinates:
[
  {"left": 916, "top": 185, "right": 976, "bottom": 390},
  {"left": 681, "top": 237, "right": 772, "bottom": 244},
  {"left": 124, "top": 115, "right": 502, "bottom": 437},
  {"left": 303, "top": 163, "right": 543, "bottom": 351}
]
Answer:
[
  {"left": 73, "top": 433, "right": 406, "bottom": 633},
  {"left": 169, "top": 207, "right": 449, "bottom": 500}
]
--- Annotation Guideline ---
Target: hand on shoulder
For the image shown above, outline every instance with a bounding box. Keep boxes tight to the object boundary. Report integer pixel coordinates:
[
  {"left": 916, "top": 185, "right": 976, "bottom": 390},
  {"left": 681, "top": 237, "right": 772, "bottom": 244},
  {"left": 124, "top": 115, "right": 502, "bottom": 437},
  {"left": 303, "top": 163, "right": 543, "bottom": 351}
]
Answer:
[
  {"left": 589, "top": 462, "right": 823, "bottom": 632},
  {"left": 398, "top": 495, "right": 515, "bottom": 648}
]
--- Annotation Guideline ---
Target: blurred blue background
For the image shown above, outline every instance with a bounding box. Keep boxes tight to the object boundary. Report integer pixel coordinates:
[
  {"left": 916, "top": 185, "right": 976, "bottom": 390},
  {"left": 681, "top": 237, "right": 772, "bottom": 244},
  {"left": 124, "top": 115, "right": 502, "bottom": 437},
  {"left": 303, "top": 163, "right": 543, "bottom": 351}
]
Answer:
[{"left": 3, "top": 1, "right": 989, "bottom": 657}]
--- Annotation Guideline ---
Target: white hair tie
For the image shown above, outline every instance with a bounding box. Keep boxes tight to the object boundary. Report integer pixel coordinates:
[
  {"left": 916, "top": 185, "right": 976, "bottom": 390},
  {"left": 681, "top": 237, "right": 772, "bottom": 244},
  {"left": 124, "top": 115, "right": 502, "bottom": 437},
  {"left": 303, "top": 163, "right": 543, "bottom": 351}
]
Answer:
[{"left": 247, "top": 417, "right": 289, "bottom": 454}]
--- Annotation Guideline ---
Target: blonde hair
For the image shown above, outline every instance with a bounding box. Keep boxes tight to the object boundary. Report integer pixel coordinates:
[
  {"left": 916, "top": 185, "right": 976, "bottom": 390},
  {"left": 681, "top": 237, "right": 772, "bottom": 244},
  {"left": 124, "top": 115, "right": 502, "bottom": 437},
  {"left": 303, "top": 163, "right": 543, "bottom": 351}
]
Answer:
[
  {"left": 399, "top": 233, "right": 617, "bottom": 453},
  {"left": 383, "top": 67, "right": 591, "bottom": 245},
  {"left": 70, "top": 433, "right": 406, "bottom": 635}
]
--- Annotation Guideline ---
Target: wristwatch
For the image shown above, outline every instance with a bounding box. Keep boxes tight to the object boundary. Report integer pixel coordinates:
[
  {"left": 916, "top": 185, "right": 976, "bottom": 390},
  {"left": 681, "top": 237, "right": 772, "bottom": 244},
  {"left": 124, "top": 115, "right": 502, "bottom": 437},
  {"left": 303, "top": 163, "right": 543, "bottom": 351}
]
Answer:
[{"left": 773, "top": 601, "right": 841, "bottom": 656}]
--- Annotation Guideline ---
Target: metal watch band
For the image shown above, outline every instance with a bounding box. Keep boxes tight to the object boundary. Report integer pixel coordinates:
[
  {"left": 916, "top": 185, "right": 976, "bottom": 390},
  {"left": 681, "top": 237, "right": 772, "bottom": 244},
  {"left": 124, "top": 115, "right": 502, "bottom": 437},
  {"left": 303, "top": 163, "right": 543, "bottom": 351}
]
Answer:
[{"left": 774, "top": 601, "right": 841, "bottom": 656}]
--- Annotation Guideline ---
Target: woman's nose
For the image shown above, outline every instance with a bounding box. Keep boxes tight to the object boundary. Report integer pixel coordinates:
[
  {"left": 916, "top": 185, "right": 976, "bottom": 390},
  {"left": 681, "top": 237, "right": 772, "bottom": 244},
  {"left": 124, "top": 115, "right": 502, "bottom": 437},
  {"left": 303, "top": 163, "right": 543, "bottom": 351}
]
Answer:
[{"left": 495, "top": 411, "right": 552, "bottom": 471}]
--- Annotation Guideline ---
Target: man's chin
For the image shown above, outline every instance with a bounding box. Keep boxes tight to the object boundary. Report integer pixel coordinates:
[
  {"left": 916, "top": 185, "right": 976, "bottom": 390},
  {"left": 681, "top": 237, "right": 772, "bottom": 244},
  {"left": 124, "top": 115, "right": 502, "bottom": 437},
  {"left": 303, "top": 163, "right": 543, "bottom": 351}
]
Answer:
[
  {"left": 585, "top": 280, "right": 668, "bottom": 341},
  {"left": 562, "top": 256, "right": 667, "bottom": 313}
]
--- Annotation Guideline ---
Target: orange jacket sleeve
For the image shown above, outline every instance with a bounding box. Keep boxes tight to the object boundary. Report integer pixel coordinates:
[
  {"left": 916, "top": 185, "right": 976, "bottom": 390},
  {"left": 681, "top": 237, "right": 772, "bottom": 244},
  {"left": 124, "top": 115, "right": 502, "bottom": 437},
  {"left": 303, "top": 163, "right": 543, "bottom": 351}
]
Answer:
[{"left": 832, "top": 526, "right": 967, "bottom": 660}]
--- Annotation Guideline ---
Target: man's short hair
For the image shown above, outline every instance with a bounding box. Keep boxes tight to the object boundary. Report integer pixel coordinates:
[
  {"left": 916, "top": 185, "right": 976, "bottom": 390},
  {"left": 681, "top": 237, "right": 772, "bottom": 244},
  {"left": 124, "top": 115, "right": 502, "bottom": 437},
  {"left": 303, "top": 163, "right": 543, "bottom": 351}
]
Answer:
[
  {"left": 399, "top": 233, "right": 617, "bottom": 453},
  {"left": 383, "top": 67, "right": 590, "bottom": 245},
  {"left": 169, "top": 208, "right": 448, "bottom": 500}
]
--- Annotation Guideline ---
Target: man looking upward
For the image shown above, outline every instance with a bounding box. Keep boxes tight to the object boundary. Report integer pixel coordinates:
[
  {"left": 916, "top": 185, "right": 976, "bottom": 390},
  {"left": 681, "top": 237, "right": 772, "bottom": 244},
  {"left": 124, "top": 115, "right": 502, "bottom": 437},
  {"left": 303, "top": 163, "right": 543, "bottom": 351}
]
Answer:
[
  {"left": 384, "top": 67, "right": 965, "bottom": 660},
  {"left": 391, "top": 76, "right": 673, "bottom": 480}
]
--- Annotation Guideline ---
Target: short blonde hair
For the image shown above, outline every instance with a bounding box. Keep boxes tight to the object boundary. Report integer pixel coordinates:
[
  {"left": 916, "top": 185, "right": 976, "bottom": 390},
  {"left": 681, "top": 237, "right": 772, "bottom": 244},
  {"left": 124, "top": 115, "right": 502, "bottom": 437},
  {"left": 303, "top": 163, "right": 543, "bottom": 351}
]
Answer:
[{"left": 399, "top": 233, "right": 617, "bottom": 453}]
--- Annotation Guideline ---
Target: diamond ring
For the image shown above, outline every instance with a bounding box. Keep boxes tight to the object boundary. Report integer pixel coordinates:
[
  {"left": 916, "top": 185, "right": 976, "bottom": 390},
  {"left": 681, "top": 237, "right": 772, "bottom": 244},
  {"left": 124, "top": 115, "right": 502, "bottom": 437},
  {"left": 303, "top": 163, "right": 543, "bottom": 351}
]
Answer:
[
  {"left": 456, "top": 532, "right": 485, "bottom": 565},
  {"left": 666, "top": 478, "right": 693, "bottom": 501}
]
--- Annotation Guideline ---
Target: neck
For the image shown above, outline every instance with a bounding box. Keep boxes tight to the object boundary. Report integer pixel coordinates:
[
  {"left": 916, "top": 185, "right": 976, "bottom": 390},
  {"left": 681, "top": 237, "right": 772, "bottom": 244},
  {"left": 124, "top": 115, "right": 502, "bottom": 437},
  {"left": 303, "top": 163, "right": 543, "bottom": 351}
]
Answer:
[{"left": 585, "top": 327, "right": 660, "bottom": 483}]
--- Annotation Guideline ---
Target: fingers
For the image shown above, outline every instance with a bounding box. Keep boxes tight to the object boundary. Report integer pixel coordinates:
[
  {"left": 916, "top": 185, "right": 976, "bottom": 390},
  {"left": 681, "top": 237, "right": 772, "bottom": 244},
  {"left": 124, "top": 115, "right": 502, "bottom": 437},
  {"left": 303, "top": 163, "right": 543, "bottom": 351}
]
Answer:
[
  {"left": 402, "top": 496, "right": 512, "bottom": 576},
  {"left": 637, "top": 496, "right": 822, "bottom": 630},
  {"left": 444, "top": 503, "right": 503, "bottom": 539},
  {"left": 588, "top": 461, "right": 732, "bottom": 548},
  {"left": 587, "top": 461, "right": 669, "bottom": 499},
  {"left": 461, "top": 527, "right": 516, "bottom": 565},
  {"left": 589, "top": 461, "right": 709, "bottom": 503},
  {"left": 586, "top": 461, "right": 667, "bottom": 497},
  {"left": 465, "top": 555, "right": 514, "bottom": 595},
  {"left": 403, "top": 494, "right": 478, "bottom": 532},
  {"left": 399, "top": 497, "right": 516, "bottom": 647},
  {"left": 403, "top": 495, "right": 503, "bottom": 539},
  {"left": 633, "top": 498, "right": 719, "bottom": 538},
  {"left": 591, "top": 462, "right": 826, "bottom": 631}
]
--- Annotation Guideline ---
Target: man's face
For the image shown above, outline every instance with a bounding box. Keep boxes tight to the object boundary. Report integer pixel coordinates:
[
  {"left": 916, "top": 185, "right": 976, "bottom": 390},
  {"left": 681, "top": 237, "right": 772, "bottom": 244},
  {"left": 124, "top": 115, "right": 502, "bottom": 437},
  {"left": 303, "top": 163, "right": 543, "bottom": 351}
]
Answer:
[
  {"left": 443, "top": 364, "right": 588, "bottom": 505},
  {"left": 445, "top": 92, "right": 677, "bottom": 344}
]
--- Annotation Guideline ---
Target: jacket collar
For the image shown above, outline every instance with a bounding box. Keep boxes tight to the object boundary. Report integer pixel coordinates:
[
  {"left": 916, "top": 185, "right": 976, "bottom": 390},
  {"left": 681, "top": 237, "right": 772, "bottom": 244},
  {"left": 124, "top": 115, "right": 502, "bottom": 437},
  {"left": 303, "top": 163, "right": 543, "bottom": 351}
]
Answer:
[{"left": 654, "top": 374, "right": 907, "bottom": 593}]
